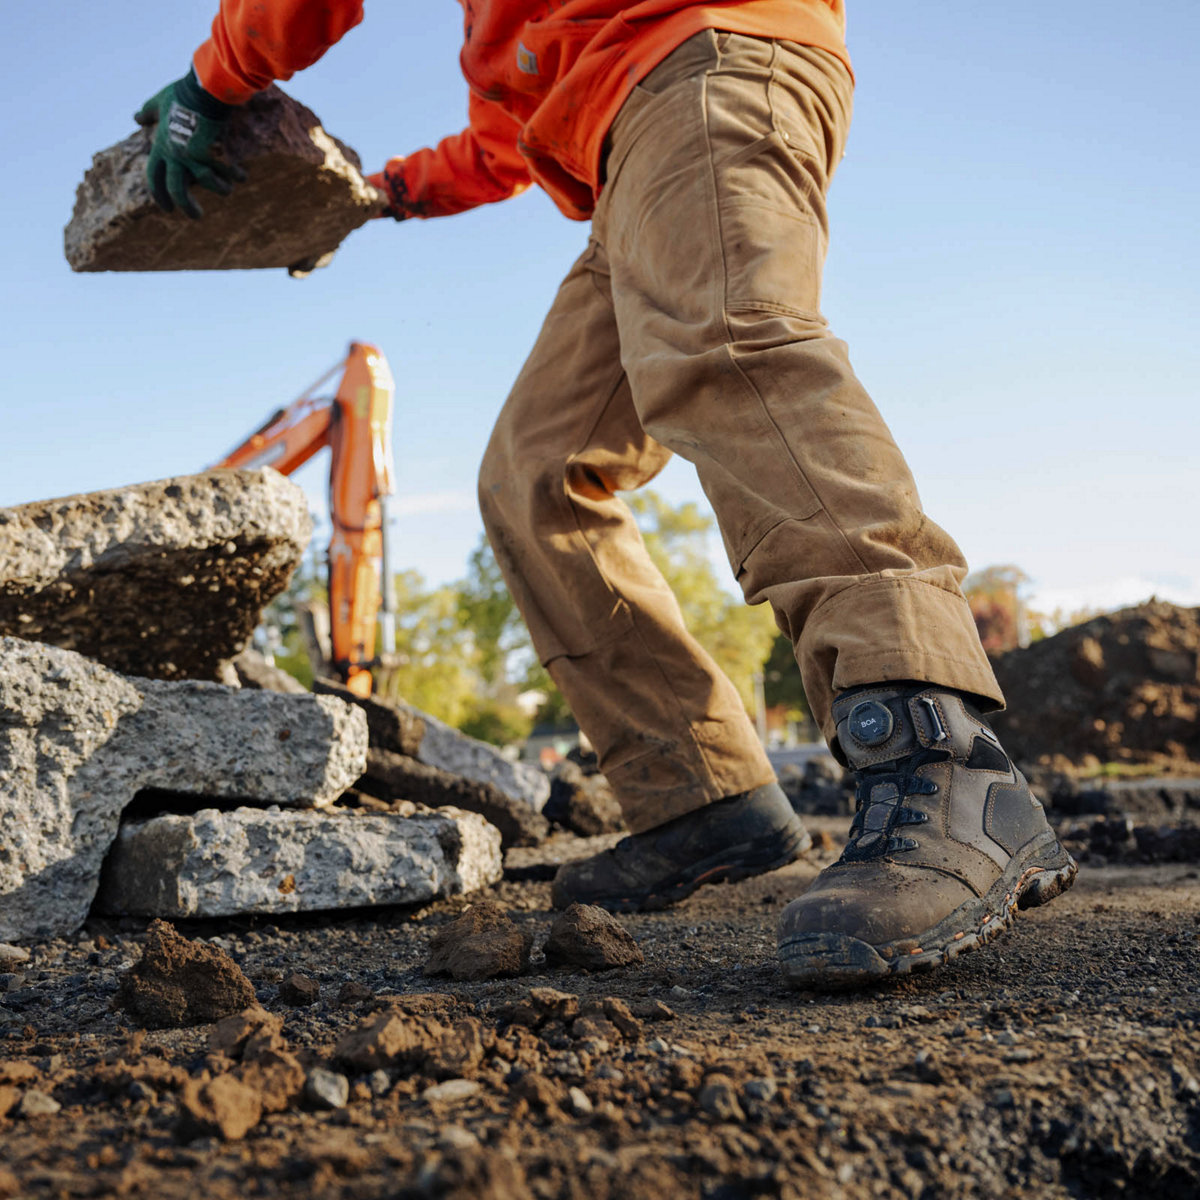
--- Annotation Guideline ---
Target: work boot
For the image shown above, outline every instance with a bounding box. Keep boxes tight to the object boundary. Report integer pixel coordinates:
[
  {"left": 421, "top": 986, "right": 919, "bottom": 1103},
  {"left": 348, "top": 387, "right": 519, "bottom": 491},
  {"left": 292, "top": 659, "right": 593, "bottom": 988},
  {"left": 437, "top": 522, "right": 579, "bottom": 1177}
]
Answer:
[
  {"left": 551, "top": 783, "right": 811, "bottom": 912},
  {"left": 777, "top": 684, "right": 1076, "bottom": 988}
]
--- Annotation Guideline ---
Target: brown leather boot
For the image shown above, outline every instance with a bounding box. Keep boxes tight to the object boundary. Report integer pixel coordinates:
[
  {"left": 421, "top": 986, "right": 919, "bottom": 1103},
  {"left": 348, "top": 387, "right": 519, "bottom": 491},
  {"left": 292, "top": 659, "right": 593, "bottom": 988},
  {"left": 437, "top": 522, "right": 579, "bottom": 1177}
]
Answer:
[{"left": 777, "top": 684, "right": 1076, "bottom": 988}]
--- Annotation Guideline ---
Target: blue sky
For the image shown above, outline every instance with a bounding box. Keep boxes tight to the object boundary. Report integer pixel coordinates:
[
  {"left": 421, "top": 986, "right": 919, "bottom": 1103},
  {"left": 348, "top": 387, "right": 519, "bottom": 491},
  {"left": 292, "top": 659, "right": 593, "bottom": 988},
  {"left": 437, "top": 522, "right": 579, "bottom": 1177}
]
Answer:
[{"left": 4, "top": 1, "right": 1198, "bottom": 618}]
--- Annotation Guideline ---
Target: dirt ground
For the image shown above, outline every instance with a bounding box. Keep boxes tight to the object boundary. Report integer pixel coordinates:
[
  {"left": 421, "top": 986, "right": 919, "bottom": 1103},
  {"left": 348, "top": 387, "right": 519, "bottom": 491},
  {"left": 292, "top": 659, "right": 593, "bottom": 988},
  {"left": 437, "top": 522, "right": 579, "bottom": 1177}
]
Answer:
[{"left": 2, "top": 817, "right": 1199, "bottom": 1200}]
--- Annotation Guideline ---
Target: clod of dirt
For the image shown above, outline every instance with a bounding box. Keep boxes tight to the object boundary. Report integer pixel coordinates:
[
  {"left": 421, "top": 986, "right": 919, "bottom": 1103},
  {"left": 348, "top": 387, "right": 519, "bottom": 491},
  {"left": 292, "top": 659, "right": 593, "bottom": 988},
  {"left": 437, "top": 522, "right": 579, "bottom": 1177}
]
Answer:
[
  {"left": 542, "top": 903, "right": 644, "bottom": 970},
  {"left": 497, "top": 987, "right": 580, "bottom": 1029},
  {"left": 425, "top": 901, "right": 532, "bottom": 981},
  {"left": 570, "top": 997, "right": 643, "bottom": 1046},
  {"left": 415, "top": 1146, "right": 533, "bottom": 1200},
  {"left": 545, "top": 762, "right": 627, "bottom": 836},
  {"left": 208, "top": 1006, "right": 284, "bottom": 1059},
  {"left": 115, "top": 920, "right": 257, "bottom": 1029},
  {"left": 278, "top": 972, "right": 320, "bottom": 1006},
  {"left": 178, "top": 1073, "right": 263, "bottom": 1142},
  {"left": 332, "top": 1007, "right": 447, "bottom": 1074},
  {"left": 236, "top": 1048, "right": 305, "bottom": 1115},
  {"left": 698, "top": 1073, "right": 745, "bottom": 1122},
  {"left": 336, "top": 980, "right": 374, "bottom": 1006}
]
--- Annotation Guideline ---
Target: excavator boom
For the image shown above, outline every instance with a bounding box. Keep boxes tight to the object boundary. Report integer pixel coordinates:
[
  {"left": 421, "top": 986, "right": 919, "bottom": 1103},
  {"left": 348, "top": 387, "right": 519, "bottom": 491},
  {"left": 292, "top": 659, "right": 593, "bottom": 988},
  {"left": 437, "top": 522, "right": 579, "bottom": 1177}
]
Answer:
[{"left": 214, "top": 342, "right": 397, "bottom": 696}]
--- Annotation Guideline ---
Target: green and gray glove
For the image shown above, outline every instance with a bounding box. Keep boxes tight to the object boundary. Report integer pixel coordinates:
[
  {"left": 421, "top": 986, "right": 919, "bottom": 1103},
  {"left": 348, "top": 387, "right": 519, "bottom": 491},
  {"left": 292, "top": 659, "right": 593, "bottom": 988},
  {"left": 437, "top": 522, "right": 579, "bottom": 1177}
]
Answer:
[{"left": 134, "top": 68, "right": 246, "bottom": 219}]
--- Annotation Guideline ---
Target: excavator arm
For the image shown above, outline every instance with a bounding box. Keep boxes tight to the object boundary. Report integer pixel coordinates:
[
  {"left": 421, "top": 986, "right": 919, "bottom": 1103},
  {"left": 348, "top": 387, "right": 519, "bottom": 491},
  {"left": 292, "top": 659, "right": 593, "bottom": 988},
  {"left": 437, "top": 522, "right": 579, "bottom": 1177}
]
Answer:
[{"left": 215, "top": 342, "right": 397, "bottom": 696}]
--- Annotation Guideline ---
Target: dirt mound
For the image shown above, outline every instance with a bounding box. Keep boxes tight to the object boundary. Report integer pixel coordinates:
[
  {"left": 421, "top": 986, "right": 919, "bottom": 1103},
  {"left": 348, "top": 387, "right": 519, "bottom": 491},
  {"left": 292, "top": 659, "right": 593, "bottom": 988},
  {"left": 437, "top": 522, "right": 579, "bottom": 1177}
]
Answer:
[{"left": 991, "top": 600, "right": 1200, "bottom": 775}]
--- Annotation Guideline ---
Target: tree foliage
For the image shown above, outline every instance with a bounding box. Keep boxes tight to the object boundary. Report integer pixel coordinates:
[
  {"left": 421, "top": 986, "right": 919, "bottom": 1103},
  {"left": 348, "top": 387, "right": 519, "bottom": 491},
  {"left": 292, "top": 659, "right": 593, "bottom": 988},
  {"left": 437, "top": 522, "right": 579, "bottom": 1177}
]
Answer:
[
  {"left": 625, "top": 492, "right": 779, "bottom": 711},
  {"left": 265, "top": 489, "right": 782, "bottom": 742},
  {"left": 965, "top": 564, "right": 1028, "bottom": 655}
]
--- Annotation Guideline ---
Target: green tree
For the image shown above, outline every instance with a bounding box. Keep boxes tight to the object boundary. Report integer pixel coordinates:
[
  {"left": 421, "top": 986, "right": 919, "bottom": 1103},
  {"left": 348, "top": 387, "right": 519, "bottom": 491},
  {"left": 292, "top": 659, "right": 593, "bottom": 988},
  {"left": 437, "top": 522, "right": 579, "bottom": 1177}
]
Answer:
[
  {"left": 965, "top": 564, "right": 1029, "bottom": 655},
  {"left": 762, "top": 632, "right": 811, "bottom": 724},
  {"left": 626, "top": 491, "right": 778, "bottom": 711},
  {"left": 375, "top": 568, "right": 482, "bottom": 727}
]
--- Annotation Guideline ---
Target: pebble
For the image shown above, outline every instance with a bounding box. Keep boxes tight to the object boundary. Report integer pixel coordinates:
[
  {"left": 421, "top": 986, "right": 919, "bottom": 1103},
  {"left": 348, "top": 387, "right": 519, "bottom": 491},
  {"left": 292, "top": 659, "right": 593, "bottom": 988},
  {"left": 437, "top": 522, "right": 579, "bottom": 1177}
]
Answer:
[
  {"left": 305, "top": 1067, "right": 349, "bottom": 1110},
  {"left": 698, "top": 1075, "right": 745, "bottom": 1122},
  {"left": 647, "top": 1037, "right": 670, "bottom": 1054},
  {"left": 0, "top": 944, "right": 31, "bottom": 967},
  {"left": 17, "top": 1090, "right": 61, "bottom": 1118},
  {"left": 423, "top": 1079, "right": 481, "bottom": 1104},
  {"left": 128, "top": 1081, "right": 156, "bottom": 1104},
  {"left": 368, "top": 1069, "right": 392, "bottom": 1097},
  {"left": 744, "top": 1077, "right": 778, "bottom": 1103},
  {"left": 567, "top": 1086, "right": 593, "bottom": 1116},
  {"left": 438, "top": 1125, "right": 479, "bottom": 1151}
]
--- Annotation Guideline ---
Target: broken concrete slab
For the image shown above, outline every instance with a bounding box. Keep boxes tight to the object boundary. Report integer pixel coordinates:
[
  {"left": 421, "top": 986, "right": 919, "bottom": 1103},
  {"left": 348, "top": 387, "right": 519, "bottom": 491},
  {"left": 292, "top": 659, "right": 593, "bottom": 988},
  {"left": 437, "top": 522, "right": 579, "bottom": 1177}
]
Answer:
[
  {"left": 0, "top": 468, "right": 310, "bottom": 682},
  {"left": 95, "top": 806, "right": 502, "bottom": 919},
  {"left": 316, "top": 680, "right": 551, "bottom": 813},
  {"left": 232, "top": 648, "right": 310, "bottom": 695},
  {"left": 363, "top": 749, "right": 550, "bottom": 849},
  {"left": 65, "top": 86, "right": 385, "bottom": 273},
  {"left": 0, "top": 637, "right": 367, "bottom": 941}
]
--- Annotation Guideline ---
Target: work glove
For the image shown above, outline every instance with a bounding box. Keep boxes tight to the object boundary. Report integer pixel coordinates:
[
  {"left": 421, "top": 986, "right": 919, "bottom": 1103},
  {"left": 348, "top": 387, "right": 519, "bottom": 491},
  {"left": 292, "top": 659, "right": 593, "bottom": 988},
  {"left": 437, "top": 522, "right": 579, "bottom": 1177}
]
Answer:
[
  {"left": 134, "top": 68, "right": 246, "bottom": 219},
  {"left": 366, "top": 166, "right": 414, "bottom": 221}
]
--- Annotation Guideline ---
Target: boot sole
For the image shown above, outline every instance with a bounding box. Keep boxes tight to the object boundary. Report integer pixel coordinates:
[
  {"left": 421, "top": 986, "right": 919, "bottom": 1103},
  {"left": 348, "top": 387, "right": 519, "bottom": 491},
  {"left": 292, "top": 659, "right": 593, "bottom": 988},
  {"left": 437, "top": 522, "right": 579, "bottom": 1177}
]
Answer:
[
  {"left": 777, "top": 832, "right": 1077, "bottom": 990},
  {"left": 581, "top": 817, "right": 813, "bottom": 914}
]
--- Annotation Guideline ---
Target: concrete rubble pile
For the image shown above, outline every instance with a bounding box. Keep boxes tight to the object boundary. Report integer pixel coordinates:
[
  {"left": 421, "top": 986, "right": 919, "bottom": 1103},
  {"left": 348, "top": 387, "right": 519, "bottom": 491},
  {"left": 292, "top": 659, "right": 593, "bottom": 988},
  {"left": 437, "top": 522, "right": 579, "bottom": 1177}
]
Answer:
[
  {"left": 0, "top": 470, "right": 505, "bottom": 942},
  {"left": 311, "top": 679, "right": 552, "bottom": 849},
  {"left": 65, "top": 86, "right": 384, "bottom": 274}
]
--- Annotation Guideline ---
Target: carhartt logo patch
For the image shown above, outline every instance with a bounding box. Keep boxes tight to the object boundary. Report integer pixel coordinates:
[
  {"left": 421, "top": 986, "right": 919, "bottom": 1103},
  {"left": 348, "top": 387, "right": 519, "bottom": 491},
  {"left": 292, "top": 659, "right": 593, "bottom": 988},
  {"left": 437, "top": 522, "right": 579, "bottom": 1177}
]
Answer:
[{"left": 516, "top": 42, "right": 538, "bottom": 74}]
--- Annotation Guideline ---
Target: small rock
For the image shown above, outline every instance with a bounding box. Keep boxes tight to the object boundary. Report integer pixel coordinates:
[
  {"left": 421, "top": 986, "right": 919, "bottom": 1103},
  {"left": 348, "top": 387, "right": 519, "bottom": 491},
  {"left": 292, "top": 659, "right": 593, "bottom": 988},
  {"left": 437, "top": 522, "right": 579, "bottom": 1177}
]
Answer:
[
  {"left": 566, "top": 1086, "right": 593, "bottom": 1116},
  {"left": 305, "top": 1067, "right": 349, "bottom": 1110},
  {"left": 699, "top": 1075, "right": 745, "bottom": 1122},
  {"left": 337, "top": 980, "right": 375, "bottom": 1006},
  {"left": 115, "top": 920, "right": 256, "bottom": 1029},
  {"left": 16, "top": 1090, "right": 61, "bottom": 1118},
  {"left": 543, "top": 904, "right": 643, "bottom": 971},
  {"left": 0, "top": 945, "right": 30, "bottom": 967},
  {"left": 628, "top": 999, "right": 676, "bottom": 1022},
  {"left": 744, "top": 1077, "right": 778, "bottom": 1103},
  {"left": 668, "top": 985, "right": 692, "bottom": 1000},
  {"left": 438, "top": 1125, "right": 479, "bottom": 1151},
  {"left": 423, "top": 1078, "right": 481, "bottom": 1104},
  {"left": 424, "top": 901, "right": 531, "bottom": 981},
  {"left": 278, "top": 972, "right": 320, "bottom": 1006},
  {"left": 128, "top": 1080, "right": 156, "bottom": 1104},
  {"left": 368, "top": 1069, "right": 392, "bottom": 1097}
]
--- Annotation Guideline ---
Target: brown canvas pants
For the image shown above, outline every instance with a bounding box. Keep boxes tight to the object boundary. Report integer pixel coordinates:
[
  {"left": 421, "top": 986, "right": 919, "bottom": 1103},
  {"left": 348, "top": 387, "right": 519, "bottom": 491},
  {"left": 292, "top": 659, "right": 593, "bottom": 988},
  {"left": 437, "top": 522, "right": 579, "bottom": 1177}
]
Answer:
[{"left": 479, "top": 31, "right": 1002, "bottom": 835}]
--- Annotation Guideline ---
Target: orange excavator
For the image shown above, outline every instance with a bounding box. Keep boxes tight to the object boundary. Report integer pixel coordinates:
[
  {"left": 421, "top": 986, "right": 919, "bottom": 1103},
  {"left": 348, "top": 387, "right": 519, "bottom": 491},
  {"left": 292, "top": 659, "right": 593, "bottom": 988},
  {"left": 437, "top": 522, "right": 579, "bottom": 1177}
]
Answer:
[{"left": 214, "top": 342, "right": 398, "bottom": 696}]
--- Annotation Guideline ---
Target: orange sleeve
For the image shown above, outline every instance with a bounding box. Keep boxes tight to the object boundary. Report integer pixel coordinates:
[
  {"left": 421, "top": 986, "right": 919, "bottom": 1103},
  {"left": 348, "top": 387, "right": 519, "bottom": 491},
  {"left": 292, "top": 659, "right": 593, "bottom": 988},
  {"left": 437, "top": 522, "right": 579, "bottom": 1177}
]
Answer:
[
  {"left": 192, "top": 0, "right": 364, "bottom": 104},
  {"left": 367, "top": 94, "right": 532, "bottom": 220}
]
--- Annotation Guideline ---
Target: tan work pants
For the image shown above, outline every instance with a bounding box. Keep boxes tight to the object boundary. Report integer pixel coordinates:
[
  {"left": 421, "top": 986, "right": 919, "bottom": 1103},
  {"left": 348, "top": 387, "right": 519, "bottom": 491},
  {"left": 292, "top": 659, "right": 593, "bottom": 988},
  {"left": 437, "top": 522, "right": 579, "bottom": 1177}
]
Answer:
[{"left": 479, "top": 32, "right": 1002, "bottom": 834}]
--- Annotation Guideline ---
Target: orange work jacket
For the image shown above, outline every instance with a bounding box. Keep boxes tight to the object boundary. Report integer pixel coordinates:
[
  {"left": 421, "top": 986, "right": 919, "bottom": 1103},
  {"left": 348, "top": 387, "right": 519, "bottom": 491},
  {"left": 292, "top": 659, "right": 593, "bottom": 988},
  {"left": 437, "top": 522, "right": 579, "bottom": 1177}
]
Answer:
[{"left": 194, "top": 0, "right": 849, "bottom": 221}]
